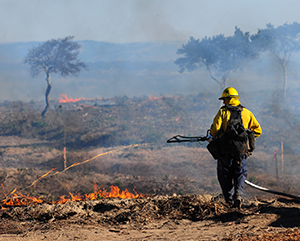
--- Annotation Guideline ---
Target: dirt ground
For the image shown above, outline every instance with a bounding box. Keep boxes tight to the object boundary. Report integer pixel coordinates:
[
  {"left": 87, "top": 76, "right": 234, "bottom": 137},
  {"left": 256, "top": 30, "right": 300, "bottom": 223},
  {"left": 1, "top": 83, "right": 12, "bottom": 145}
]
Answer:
[
  {"left": 1, "top": 196, "right": 300, "bottom": 240},
  {"left": 1, "top": 137, "right": 300, "bottom": 240}
]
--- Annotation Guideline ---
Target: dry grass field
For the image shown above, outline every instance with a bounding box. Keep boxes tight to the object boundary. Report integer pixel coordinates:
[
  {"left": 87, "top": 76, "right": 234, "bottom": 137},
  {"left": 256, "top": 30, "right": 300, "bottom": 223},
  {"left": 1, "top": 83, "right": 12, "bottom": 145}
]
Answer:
[
  {"left": 0, "top": 94, "right": 300, "bottom": 240},
  {"left": 0, "top": 136, "right": 300, "bottom": 240}
]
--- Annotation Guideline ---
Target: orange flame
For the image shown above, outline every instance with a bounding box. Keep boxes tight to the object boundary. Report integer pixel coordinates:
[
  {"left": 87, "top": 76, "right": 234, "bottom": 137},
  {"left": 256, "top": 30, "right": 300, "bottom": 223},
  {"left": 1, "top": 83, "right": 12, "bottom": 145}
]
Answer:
[
  {"left": 1, "top": 144, "right": 149, "bottom": 208},
  {"left": 149, "top": 95, "right": 163, "bottom": 101},
  {"left": 30, "top": 168, "right": 57, "bottom": 187},
  {"left": 1, "top": 184, "right": 144, "bottom": 207},
  {"left": 2, "top": 192, "right": 45, "bottom": 206},
  {"left": 55, "top": 184, "right": 143, "bottom": 204},
  {"left": 59, "top": 94, "right": 92, "bottom": 103}
]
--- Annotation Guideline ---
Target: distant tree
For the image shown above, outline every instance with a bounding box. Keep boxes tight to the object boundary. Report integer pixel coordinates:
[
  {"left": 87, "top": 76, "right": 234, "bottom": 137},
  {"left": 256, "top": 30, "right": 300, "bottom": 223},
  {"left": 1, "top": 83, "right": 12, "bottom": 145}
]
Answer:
[
  {"left": 24, "top": 36, "right": 87, "bottom": 116},
  {"left": 175, "top": 27, "right": 261, "bottom": 94},
  {"left": 257, "top": 22, "right": 300, "bottom": 98}
]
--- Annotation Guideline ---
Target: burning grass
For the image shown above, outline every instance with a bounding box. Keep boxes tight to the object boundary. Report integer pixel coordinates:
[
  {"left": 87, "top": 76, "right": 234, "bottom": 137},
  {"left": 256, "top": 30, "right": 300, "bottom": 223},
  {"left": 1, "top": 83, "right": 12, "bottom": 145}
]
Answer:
[
  {"left": 1, "top": 93, "right": 300, "bottom": 239},
  {"left": 1, "top": 184, "right": 144, "bottom": 208}
]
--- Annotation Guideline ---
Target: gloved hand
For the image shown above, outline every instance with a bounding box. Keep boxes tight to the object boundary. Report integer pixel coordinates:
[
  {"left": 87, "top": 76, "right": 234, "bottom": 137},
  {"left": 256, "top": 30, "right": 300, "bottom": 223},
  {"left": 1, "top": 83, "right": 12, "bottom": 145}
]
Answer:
[{"left": 206, "top": 134, "right": 213, "bottom": 143}]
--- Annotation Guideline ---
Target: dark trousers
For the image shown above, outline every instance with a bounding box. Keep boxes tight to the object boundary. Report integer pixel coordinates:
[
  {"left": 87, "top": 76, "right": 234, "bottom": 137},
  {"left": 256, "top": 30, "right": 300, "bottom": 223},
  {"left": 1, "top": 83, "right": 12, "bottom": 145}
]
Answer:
[{"left": 217, "top": 156, "right": 247, "bottom": 203}]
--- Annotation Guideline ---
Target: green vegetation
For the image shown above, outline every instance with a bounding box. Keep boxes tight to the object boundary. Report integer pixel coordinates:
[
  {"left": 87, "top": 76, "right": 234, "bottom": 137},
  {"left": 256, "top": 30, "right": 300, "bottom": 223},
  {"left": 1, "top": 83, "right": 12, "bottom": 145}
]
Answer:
[
  {"left": 248, "top": 176, "right": 257, "bottom": 183},
  {"left": 31, "top": 120, "right": 48, "bottom": 128},
  {"left": 177, "top": 190, "right": 187, "bottom": 195},
  {"left": 115, "top": 179, "right": 122, "bottom": 187},
  {"left": 211, "top": 179, "right": 219, "bottom": 185}
]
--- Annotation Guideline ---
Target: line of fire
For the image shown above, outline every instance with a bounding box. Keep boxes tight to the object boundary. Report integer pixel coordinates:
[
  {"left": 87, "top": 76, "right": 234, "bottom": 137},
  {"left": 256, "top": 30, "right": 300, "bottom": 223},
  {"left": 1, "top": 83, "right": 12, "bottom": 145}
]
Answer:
[{"left": 1, "top": 94, "right": 164, "bottom": 209}]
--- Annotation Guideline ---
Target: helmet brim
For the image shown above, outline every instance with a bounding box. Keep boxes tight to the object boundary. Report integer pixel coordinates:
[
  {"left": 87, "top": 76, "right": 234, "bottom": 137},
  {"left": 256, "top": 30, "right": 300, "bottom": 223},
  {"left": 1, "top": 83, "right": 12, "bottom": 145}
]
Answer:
[{"left": 218, "top": 95, "right": 239, "bottom": 100}]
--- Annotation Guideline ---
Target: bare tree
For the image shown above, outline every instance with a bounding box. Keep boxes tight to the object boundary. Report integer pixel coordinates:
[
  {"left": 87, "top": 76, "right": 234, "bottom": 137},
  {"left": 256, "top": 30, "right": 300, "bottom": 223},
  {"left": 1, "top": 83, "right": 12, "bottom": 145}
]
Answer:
[
  {"left": 24, "top": 36, "right": 87, "bottom": 116},
  {"left": 257, "top": 23, "right": 300, "bottom": 98}
]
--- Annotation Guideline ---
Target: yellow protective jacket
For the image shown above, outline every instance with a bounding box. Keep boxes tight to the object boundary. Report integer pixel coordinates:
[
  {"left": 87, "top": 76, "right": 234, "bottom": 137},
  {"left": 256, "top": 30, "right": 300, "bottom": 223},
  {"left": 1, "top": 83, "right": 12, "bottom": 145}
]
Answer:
[{"left": 210, "top": 98, "right": 262, "bottom": 139}]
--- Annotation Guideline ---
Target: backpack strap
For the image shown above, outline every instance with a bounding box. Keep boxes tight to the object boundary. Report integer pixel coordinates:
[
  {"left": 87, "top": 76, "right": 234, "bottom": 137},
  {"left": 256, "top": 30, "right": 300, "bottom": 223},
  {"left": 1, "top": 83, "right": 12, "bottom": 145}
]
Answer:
[{"left": 225, "top": 105, "right": 244, "bottom": 127}]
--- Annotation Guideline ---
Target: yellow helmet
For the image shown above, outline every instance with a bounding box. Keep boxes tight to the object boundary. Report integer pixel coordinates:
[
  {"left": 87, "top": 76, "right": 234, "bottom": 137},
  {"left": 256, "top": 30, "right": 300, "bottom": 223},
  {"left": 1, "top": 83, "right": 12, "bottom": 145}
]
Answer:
[{"left": 218, "top": 87, "right": 239, "bottom": 100}]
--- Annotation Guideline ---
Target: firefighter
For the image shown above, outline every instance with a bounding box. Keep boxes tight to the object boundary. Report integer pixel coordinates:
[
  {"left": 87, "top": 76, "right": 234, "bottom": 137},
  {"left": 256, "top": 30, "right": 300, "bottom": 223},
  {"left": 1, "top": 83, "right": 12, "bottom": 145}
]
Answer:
[{"left": 210, "top": 87, "right": 262, "bottom": 208}]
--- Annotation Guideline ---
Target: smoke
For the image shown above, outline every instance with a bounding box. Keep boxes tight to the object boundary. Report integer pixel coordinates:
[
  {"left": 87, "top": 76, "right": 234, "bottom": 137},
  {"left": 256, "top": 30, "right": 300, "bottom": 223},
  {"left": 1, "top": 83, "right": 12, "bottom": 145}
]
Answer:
[
  {"left": 126, "top": 1, "right": 188, "bottom": 43},
  {"left": 2, "top": 1, "right": 300, "bottom": 201}
]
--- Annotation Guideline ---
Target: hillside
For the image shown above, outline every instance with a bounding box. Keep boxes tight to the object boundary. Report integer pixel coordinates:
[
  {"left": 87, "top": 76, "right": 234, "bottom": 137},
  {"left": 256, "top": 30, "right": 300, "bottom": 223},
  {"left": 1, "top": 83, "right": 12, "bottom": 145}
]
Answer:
[
  {"left": 0, "top": 93, "right": 300, "bottom": 240},
  {"left": 0, "top": 92, "right": 300, "bottom": 196}
]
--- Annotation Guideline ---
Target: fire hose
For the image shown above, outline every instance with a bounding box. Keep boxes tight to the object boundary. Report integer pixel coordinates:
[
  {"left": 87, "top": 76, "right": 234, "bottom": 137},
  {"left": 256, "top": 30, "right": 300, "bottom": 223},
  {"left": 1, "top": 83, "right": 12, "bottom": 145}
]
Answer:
[
  {"left": 244, "top": 180, "right": 300, "bottom": 200},
  {"left": 167, "top": 133, "right": 300, "bottom": 200},
  {"left": 166, "top": 131, "right": 210, "bottom": 143}
]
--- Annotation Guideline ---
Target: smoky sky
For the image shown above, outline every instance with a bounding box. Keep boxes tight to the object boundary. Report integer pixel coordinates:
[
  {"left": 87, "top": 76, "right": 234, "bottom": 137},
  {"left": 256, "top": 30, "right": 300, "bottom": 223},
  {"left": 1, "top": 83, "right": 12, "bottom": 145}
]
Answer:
[
  {"left": 1, "top": 0, "right": 300, "bottom": 43},
  {"left": 1, "top": 0, "right": 300, "bottom": 102}
]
